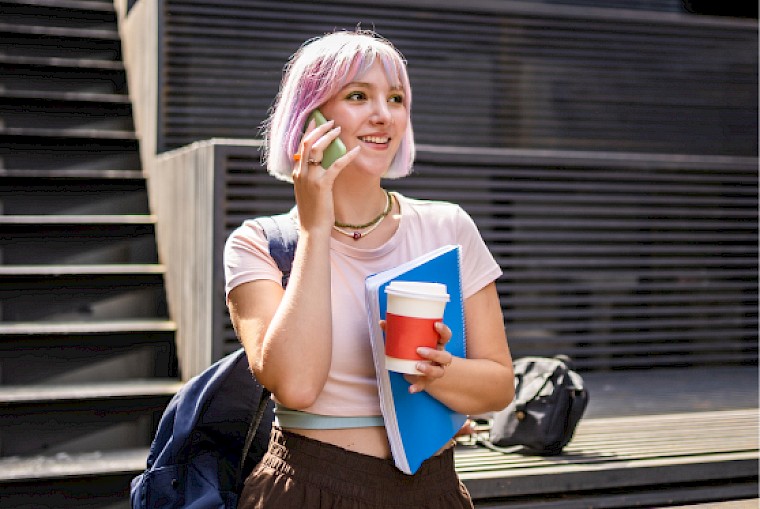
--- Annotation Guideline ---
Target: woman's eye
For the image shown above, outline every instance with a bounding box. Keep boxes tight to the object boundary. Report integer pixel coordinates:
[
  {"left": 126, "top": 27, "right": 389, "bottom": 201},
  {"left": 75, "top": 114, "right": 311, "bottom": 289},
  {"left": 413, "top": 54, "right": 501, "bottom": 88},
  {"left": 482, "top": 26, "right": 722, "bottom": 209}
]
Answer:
[
  {"left": 346, "top": 91, "right": 366, "bottom": 101},
  {"left": 389, "top": 94, "right": 404, "bottom": 104}
]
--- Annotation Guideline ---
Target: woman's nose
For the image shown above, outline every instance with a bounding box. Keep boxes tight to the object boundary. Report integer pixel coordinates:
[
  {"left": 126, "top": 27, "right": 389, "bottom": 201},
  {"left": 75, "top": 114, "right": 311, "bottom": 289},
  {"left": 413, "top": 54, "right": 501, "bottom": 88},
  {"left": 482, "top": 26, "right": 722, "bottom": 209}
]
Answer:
[{"left": 370, "top": 99, "right": 392, "bottom": 125}]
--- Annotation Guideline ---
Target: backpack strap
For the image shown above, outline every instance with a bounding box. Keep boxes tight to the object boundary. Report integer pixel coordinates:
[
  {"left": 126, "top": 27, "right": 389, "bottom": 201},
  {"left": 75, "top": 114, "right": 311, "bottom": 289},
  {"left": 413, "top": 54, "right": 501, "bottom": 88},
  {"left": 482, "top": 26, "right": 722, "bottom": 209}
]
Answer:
[
  {"left": 255, "top": 213, "right": 299, "bottom": 287},
  {"left": 236, "top": 211, "right": 299, "bottom": 492},
  {"left": 237, "top": 384, "right": 272, "bottom": 492}
]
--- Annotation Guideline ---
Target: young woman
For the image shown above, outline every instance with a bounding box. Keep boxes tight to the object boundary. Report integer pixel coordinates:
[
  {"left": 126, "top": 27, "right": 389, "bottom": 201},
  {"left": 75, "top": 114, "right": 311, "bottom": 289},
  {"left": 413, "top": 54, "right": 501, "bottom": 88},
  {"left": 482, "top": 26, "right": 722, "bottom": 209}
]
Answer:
[{"left": 225, "top": 29, "right": 514, "bottom": 508}]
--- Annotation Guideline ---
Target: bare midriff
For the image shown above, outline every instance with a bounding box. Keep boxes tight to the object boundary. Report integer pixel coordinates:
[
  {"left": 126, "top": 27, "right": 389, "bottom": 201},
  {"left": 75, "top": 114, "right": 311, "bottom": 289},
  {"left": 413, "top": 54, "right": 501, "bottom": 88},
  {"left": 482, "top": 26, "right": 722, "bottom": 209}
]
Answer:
[{"left": 285, "top": 426, "right": 392, "bottom": 458}]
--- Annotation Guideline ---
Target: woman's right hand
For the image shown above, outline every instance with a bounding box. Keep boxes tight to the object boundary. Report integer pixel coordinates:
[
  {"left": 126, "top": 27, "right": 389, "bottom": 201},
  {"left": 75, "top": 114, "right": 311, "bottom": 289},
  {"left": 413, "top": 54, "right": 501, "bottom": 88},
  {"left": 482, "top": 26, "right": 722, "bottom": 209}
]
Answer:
[{"left": 293, "top": 118, "right": 359, "bottom": 236}]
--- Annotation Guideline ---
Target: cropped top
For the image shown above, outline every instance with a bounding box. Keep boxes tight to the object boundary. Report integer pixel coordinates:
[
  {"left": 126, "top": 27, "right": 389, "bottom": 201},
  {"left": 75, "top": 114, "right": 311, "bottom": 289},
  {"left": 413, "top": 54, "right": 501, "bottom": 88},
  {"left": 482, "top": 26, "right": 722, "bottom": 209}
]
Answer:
[{"left": 223, "top": 192, "right": 502, "bottom": 426}]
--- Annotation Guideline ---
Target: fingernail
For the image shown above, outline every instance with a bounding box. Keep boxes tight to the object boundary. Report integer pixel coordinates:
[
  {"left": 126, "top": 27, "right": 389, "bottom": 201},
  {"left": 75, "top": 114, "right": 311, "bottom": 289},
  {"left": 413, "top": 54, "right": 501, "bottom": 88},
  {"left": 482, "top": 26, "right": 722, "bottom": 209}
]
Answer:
[{"left": 417, "top": 347, "right": 433, "bottom": 355}]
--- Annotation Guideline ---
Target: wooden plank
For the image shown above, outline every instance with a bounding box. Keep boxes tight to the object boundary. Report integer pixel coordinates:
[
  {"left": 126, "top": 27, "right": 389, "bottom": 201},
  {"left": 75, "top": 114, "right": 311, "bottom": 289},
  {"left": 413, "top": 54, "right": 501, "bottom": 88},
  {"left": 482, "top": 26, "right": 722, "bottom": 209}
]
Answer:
[
  {"left": 473, "top": 483, "right": 759, "bottom": 509},
  {"left": 0, "top": 380, "right": 182, "bottom": 405},
  {"left": 0, "top": 447, "right": 148, "bottom": 482},
  {"left": 0, "top": 215, "right": 154, "bottom": 224},
  {"left": 0, "top": 264, "right": 164, "bottom": 276},
  {"left": 0, "top": 54, "right": 124, "bottom": 69},
  {"left": 456, "top": 409, "right": 759, "bottom": 499},
  {"left": 0, "top": 320, "right": 176, "bottom": 335},
  {"left": 0, "top": 89, "right": 130, "bottom": 103},
  {"left": 0, "top": 0, "right": 115, "bottom": 11}
]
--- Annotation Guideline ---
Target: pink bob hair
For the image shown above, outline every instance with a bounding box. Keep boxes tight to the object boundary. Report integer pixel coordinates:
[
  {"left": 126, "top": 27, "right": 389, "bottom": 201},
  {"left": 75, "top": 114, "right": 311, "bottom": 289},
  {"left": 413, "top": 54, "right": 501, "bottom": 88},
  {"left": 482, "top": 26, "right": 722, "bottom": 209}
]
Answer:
[{"left": 262, "top": 29, "right": 415, "bottom": 182}]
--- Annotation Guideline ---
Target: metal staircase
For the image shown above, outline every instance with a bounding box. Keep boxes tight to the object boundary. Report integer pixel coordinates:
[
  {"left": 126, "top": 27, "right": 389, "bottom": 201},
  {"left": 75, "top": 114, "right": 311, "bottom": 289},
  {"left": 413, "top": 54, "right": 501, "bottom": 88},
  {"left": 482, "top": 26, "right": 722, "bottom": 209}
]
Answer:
[{"left": 0, "top": 0, "right": 180, "bottom": 506}]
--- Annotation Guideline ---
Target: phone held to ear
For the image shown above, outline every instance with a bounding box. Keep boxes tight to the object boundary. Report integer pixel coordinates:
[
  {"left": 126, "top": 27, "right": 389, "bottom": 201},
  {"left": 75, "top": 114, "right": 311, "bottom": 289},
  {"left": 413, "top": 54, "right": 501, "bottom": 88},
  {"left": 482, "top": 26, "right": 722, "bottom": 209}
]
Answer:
[{"left": 306, "top": 109, "right": 347, "bottom": 169}]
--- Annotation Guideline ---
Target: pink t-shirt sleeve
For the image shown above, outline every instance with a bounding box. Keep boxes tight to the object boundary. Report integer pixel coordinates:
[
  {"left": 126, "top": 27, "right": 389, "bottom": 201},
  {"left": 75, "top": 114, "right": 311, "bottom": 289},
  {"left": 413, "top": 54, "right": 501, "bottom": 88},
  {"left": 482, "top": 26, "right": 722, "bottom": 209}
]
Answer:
[
  {"left": 454, "top": 206, "right": 502, "bottom": 298},
  {"left": 224, "top": 220, "right": 283, "bottom": 299}
]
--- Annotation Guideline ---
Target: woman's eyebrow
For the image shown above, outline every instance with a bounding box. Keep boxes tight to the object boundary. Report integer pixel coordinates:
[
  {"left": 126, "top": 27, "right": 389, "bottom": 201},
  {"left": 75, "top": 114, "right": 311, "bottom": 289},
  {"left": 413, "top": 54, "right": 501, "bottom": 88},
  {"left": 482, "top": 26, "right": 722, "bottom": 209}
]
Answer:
[{"left": 342, "top": 81, "right": 403, "bottom": 92}]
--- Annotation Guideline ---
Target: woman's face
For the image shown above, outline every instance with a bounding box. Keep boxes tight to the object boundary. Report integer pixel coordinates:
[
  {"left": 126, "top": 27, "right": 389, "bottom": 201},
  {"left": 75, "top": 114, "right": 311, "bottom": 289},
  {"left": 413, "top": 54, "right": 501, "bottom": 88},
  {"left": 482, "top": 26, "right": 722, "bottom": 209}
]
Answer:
[{"left": 318, "top": 60, "right": 408, "bottom": 177}]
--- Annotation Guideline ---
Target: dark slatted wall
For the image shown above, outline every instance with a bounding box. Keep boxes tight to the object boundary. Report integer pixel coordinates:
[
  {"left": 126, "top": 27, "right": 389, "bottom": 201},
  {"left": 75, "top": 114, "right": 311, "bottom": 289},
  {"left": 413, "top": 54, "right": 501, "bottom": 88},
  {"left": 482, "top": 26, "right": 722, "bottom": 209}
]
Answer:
[
  {"left": 161, "top": 0, "right": 758, "bottom": 156},
  {"left": 219, "top": 145, "right": 758, "bottom": 370}
]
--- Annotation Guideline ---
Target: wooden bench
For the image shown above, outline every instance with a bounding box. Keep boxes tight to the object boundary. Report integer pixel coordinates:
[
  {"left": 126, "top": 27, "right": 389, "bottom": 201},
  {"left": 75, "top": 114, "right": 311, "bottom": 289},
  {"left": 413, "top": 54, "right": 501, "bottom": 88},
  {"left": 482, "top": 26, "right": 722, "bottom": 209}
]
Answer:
[{"left": 455, "top": 365, "right": 759, "bottom": 508}]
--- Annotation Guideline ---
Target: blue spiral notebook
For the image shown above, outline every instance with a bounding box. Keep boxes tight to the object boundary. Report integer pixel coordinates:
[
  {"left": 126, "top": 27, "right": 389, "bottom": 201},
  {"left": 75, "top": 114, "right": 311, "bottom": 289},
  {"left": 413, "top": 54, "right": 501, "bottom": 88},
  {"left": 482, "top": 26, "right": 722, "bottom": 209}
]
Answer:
[{"left": 365, "top": 244, "right": 467, "bottom": 475}]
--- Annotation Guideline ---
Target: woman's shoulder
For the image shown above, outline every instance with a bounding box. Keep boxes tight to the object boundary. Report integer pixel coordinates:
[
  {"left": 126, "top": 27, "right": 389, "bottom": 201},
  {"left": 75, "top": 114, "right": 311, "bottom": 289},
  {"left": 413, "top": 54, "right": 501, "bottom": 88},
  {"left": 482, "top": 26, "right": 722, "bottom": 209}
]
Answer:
[
  {"left": 395, "top": 192, "right": 465, "bottom": 218},
  {"left": 227, "top": 218, "right": 265, "bottom": 245}
]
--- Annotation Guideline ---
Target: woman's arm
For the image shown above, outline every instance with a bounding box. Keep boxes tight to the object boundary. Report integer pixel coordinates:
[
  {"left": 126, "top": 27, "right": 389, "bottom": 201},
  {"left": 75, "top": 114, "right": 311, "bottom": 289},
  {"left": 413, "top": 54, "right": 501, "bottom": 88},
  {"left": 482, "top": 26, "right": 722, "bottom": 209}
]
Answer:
[
  {"left": 227, "top": 121, "right": 358, "bottom": 410},
  {"left": 405, "top": 281, "right": 515, "bottom": 415},
  {"left": 227, "top": 228, "right": 333, "bottom": 410}
]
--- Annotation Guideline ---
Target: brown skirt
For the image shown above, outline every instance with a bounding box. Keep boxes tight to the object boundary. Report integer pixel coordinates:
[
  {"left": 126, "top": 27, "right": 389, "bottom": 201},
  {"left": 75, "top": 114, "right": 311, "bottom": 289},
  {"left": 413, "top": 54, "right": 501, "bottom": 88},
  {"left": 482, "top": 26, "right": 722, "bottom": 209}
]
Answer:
[{"left": 239, "top": 427, "right": 474, "bottom": 509}]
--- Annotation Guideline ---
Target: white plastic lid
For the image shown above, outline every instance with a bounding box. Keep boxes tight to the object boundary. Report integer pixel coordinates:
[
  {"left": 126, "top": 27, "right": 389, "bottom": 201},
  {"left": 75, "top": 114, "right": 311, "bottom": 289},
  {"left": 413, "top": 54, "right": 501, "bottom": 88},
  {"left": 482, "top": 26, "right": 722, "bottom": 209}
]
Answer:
[{"left": 385, "top": 281, "right": 449, "bottom": 302}]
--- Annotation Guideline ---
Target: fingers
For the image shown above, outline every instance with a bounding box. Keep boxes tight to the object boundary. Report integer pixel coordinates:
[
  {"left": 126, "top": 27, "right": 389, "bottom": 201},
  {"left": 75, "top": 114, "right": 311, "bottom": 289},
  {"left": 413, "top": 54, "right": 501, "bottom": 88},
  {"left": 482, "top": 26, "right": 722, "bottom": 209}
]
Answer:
[
  {"left": 294, "top": 118, "right": 333, "bottom": 172},
  {"left": 416, "top": 346, "right": 454, "bottom": 371},
  {"left": 405, "top": 346, "right": 455, "bottom": 394},
  {"left": 298, "top": 119, "right": 340, "bottom": 167},
  {"left": 435, "top": 322, "right": 452, "bottom": 347},
  {"left": 309, "top": 126, "right": 341, "bottom": 165}
]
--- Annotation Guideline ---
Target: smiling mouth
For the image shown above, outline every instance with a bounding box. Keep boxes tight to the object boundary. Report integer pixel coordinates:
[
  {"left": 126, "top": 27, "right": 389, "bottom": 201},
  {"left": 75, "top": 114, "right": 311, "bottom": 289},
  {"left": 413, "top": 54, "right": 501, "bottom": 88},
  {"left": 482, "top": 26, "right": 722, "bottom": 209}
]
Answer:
[{"left": 359, "top": 136, "right": 390, "bottom": 144}]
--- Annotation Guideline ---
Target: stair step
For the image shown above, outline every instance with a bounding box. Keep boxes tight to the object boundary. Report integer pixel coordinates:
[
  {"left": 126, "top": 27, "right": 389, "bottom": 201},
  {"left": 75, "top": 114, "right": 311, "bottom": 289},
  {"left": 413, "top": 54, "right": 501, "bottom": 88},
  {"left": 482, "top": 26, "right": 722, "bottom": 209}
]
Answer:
[
  {"left": 0, "top": 179, "right": 149, "bottom": 215},
  {"left": 0, "top": 90, "right": 130, "bottom": 104},
  {"left": 0, "top": 320, "right": 176, "bottom": 336},
  {"left": 0, "top": 127, "right": 136, "bottom": 140},
  {"left": 0, "top": 447, "right": 148, "bottom": 483},
  {"left": 0, "top": 380, "right": 182, "bottom": 406},
  {"left": 0, "top": 22, "right": 118, "bottom": 40},
  {"left": 0, "top": 220, "right": 157, "bottom": 265},
  {"left": 0, "top": 379, "right": 176, "bottom": 459},
  {"left": 0, "top": 33, "right": 121, "bottom": 61},
  {"left": 0, "top": 168, "right": 141, "bottom": 179},
  {"left": 0, "top": 138, "right": 139, "bottom": 171},
  {"left": 0, "top": 58, "right": 127, "bottom": 95},
  {"left": 0, "top": 215, "right": 155, "bottom": 225},
  {"left": 0, "top": 264, "right": 164, "bottom": 276},
  {"left": 0, "top": 0, "right": 115, "bottom": 13},
  {"left": 0, "top": 104, "right": 133, "bottom": 133},
  {"left": 0, "top": 53, "right": 124, "bottom": 70}
]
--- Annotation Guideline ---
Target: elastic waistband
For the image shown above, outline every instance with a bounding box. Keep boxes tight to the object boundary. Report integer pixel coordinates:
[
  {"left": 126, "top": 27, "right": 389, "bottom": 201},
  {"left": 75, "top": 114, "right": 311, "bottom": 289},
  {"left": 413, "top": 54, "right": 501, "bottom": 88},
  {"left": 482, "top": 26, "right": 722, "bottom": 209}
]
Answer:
[
  {"left": 275, "top": 403, "right": 384, "bottom": 429},
  {"left": 262, "top": 427, "right": 461, "bottom": 505}
]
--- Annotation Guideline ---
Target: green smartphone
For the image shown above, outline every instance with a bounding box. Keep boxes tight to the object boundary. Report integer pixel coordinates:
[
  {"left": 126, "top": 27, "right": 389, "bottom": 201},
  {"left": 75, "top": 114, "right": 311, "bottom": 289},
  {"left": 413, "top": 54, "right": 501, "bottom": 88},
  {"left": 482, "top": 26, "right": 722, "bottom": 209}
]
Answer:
[{"left": 305, "top": 109, "right": 347, "bottom": 169}]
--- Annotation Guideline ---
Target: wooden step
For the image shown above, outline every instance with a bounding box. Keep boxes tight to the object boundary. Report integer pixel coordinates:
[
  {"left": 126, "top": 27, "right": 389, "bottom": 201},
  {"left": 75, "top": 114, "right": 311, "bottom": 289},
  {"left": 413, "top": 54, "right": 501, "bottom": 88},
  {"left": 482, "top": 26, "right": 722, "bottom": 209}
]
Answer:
[
  {"left": 0, "top": 320, "right": 176, "bottom": 336},
  {"left": 0, "top": 139, "right": 139, "bottom": 171},
  {"left": 0, "top": 215, "right": 155, "bottom": 225},
  {"left": 0, "top": 0, "right": 115, "bottom": 13},
  {"left": 0, "top": 102, "right": 133, "bottom": 133},
  {"left": 0, "top": 53, "right": 124, "bottom": 71},
  {"left": 0, "top": 390, "right": 175, "bottom": 457},
  {"left": 0, "top": 22, "right": 118, "bottom": 40},
  {"left": 0, "top": 379, "right": 182, "bottom": 405},
  {"left": 0, "top": 168, "right": 141, "bottom": 179},
  {"left": 0, "top": 90, "right": 130, "bottom": 104},
  {"left": 0, "top": 447, "right": 148, "bottom": 483},
  {"left": 0, "top": 126, "right": 136, "bottom": 140},
  {"left": 0, "top": 264, "right": 164, "bottom": 276}
]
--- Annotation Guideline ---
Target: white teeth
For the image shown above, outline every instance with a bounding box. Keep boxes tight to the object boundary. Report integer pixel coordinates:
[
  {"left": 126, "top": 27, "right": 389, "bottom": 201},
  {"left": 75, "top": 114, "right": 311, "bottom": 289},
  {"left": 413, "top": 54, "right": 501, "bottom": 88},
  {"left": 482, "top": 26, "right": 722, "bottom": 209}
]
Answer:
[{"left": 360, "top": 136, "right": 389, "bottom": 144}]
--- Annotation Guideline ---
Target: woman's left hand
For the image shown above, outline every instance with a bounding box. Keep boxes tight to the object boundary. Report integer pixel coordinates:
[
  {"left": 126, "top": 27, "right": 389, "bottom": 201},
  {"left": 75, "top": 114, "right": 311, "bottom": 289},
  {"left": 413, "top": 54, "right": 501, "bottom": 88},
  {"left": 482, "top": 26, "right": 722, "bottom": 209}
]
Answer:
[{"left": 379, "top": 321, "right": 455, "bottom": 394}]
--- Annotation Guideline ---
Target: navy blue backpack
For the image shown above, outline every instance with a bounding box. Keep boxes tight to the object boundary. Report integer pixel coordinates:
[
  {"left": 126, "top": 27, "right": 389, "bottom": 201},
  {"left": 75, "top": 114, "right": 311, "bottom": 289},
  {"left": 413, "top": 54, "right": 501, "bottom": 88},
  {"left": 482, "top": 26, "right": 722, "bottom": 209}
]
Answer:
[{"left": 130, "top": 214, "right": 297, "bottom": 508}]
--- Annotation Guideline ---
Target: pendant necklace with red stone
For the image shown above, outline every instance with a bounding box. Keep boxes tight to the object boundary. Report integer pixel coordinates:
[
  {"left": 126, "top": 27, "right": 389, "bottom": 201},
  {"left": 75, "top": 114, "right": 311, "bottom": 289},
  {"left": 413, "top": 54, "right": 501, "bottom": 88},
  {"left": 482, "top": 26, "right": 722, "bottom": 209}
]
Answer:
[{"left": 333, "top": 190, "right": 393, "bottom": 241}]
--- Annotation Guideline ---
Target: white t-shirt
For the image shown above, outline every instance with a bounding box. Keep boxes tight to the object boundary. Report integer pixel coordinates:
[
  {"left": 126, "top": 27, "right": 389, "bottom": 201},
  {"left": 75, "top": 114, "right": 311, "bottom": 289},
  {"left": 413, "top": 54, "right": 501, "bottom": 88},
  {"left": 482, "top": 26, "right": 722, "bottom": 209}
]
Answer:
[{"left": 224, "top": 192, "right": 502, "bottom": 416}]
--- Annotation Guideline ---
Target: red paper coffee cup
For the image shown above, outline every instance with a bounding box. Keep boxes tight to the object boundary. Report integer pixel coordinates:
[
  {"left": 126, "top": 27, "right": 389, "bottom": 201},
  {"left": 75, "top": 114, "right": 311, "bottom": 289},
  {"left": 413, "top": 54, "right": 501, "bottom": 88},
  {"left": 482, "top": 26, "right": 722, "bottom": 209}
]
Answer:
[{"left": 384, "top": 281, "right": 449, "bottom": 374}]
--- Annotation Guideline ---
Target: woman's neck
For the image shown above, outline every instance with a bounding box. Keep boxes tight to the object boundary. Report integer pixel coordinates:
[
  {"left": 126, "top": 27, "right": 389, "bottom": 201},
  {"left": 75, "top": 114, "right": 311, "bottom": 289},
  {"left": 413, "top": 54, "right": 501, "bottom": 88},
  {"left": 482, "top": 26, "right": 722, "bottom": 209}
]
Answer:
[{"left": 332, "top": 179, "right": 387, "bottom": 227}]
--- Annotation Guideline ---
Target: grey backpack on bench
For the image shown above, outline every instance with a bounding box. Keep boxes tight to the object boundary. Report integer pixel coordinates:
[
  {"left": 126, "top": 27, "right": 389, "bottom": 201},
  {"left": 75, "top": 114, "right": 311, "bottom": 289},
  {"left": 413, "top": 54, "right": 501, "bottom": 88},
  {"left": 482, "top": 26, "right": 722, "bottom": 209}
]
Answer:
[{"left": 487, "top": 355, "right": 589, "bottom": 456}]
